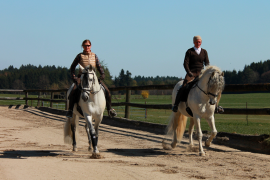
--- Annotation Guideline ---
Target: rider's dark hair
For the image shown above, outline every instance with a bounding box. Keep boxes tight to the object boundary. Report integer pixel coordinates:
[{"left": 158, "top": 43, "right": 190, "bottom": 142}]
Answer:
[{"left": 81, "top": 39, "right": 91, "bottom": 47}]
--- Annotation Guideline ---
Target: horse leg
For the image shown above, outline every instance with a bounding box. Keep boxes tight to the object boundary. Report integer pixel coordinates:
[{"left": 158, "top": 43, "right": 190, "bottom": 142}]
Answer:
[
  {"left": 93, "top": 115, "right": 103, "bottom": 148},
  {"left": 71, "top": 123, "right": 77, "bottom": 151},
  {"left": 205, "top": 115, "right": 217, "bottom": 147},
  {"left": 85, "top": 115, "right": 99, "bottom": 153},
  {"left": 85, "top": 123, "right": 92, "bottom": 151},
  {"left": 188, "top": 118, "right": 195, "bottom": 147},
  {"left": 171, "top": 111, "right": 180, "bottom": 148},
  {"left": 194, "top": 115, "right": 205, "bottom": 156}
]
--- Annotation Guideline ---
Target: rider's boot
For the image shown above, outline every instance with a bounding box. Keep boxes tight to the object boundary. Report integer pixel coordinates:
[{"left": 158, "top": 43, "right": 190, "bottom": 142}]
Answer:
[
  {"left": 172, "top": 80, "right": 188, "bottom": 112},
  {"left": 172, "top": 87, "right": 184, "bottom": 112},
  {"left": 215, "top": 105, "right": 224, "bottom": 114},
  {"left": 101, "top": 81, "right": 117, "bottom": 118},
  {"left": 105, "top": 95, "right": 117, "bottom": 118}
]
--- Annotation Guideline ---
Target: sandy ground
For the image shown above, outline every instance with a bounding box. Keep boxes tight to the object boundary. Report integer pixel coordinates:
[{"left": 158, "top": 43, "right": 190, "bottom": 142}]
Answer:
[{"left": 0, "top": 106, "right": 270, "bottom": 180}]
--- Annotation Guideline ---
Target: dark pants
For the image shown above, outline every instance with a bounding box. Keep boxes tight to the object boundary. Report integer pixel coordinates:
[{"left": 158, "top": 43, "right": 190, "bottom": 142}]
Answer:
[{"left": 174, "top": 70, "right": 201, "bottom": 106}]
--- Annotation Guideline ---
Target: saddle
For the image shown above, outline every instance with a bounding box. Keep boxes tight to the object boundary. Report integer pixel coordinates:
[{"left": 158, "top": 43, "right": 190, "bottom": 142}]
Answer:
[{"left": 180, "top": 77, "right": 199, "bottom": 102}]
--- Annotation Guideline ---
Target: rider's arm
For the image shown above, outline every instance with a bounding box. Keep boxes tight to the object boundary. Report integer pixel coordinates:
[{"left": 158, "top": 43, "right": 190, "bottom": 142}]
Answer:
[
  {"left": 70, "top": 54, "right": 81, "bottom": 81},
  {"left": 95, "top": 54, "right": 105, "bottom": 80},
  {"left": 204, "top": 49, "right": 210, "bottom": 66},
  {"left": 183, "top": 50, "right": 193, "bottom": 77}
]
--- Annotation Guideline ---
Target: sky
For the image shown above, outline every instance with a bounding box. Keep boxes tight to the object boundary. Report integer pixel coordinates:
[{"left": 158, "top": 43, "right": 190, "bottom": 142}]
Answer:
[{"left": 1, "top": 0, "right": 269, "bottom": 79}]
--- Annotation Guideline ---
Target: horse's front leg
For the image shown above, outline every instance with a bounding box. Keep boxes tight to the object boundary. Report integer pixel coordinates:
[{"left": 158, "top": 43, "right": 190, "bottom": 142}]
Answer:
[
  {"left": 93, "top": 114, "right": 103, "bottom": 147},
  {"left": 194, "top": 115, "right": 205, "bottom": 156},
  {"left": 205, "top": 115, "right": 217, "bottom": 147},
  {"left": 188, "top": 118, "right": 195, "bottom": 147},
  {"left": 85, "top": 114, "right": 99, "bottom": 153},
  {"left": 84, "top": 123, "right": 92, "bottom": 151}
]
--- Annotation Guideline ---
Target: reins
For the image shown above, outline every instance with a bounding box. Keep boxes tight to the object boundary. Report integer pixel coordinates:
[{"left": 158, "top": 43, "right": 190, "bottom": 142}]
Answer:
[
  {"left": 81, "top": 72, "right": 102, "bottom": 95},
  {"left": 195, "top": 76, "right": 218, "bottom": 98}
]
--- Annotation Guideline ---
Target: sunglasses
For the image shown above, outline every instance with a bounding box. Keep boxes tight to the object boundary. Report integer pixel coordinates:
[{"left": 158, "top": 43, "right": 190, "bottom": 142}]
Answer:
[{"left": 83, "top": 45, "right": 91, "bottom": 47}]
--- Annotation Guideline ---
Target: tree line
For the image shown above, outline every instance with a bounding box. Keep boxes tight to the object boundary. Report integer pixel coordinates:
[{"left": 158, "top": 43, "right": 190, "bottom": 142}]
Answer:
[
  {"left": 224, "top": 60, "right": 270, "bottom": 84},
  {"left": 0, "top": 59, "right": 269, "bottom": 91}
]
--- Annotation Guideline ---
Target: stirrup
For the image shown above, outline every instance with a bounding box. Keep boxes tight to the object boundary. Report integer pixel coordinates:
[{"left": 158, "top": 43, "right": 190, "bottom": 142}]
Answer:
[
  {"left": 186, "top": 107, "right": 193, "bottom": 117},
  {"left": 172, "top": 105, "right": 178, "bottom": 112},
  {"left": 66, "top": 110, "right": 73, "bottom": 118},
  {"left": 108, "top": 109, "right": 117, "bottom": 118},
  {"left": 216, "top": 106, "right": 224, "bottom": 114}
]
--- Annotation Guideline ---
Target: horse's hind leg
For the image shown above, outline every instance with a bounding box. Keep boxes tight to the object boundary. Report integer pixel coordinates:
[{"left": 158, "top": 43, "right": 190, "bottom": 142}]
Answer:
[
  {"left": 171, "top": 111, "right": 180, "bottom": 148},
  {"left": 85, "top": 123, "right": 92, "bottom": 151},
  {"left": 71, "top": 123, "right": 77, "bottom": 151},
  {"left": 205, "top": 115, "right": 217, "bottom": 147},
  {"left": 188, "top": 118, "right": 195, "bottom": 147}
]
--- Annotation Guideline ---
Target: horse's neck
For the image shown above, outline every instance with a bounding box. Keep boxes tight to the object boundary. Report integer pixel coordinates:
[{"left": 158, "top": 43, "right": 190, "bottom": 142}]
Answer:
[
  {"left": 196, "top": 74, "right": 210, "bottom": 101},
  {"left": 89, "top": 76, "right": 103, "bottom": 101}
]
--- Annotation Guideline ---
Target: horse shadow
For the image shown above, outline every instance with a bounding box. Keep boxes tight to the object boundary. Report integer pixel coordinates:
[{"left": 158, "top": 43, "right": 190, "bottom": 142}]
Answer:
[
  {"left": 106, "top": 148, "right": 169, "bottom": 157},
  {"left": 0, "top": 150, "right": 65, "bottom": 159}
]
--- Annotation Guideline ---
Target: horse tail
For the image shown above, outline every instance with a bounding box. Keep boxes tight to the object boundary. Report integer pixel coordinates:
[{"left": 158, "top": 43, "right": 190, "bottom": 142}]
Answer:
[
  {"left": 64, "top": 115, "right": 79, "bottom": 144},
  {"left": 163, "top": 111, "right": 187, "bottom": 149}
]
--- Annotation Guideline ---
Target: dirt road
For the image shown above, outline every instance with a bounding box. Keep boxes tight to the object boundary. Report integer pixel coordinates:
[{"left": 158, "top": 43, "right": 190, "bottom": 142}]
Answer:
[{"left": 1, "top": 106, "right": 270, "bottom": 180}]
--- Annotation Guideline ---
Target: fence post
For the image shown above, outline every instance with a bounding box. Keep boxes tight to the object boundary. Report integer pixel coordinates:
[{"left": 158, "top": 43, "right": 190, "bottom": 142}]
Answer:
[
  {"left": 246, "top": 102, "right": 248, "bottom": 125},
  {"left": 145, "top": 101, "right": 147, "bottom": 119},
  {"left": 125, "top": 89, "right": 131, "bottom": 119},
  {"left": 25, "top": 91, "right": 28, "bottom": 106},
  {"left": 37, "top": 92, "right": 41, "bottom": 107},
  {"left": 65, "top": 90, "right": 68, "bottom": 110},
  {"left": 50, "top": 92, "right": 54, "bottom": 108}
]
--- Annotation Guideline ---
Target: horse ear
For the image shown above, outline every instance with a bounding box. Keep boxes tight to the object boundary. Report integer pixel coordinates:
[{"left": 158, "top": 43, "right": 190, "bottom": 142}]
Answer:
[
  {"left": 211, "top": 72, "right": 215, "bottom": 77},
  {"left": 221, "top": 72, "right": 224, "bottom": 76},
  {"left": 89, "top": 65, "right": 93, "bottom": 71}
]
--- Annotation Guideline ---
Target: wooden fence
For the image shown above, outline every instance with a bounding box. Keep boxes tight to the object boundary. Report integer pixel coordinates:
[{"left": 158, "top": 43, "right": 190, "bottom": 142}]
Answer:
[
  {"left": 0, "top": 89, "right": 68, "bottom": 110},
  {"left": 0, "top": 83, "right": 270, "bottom": 118}
]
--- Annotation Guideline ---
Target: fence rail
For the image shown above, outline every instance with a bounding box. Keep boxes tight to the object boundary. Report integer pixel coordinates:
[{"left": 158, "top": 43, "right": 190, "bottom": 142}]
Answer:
[{"left": 1, "top": 83, "right": 270, "bottom": 118}]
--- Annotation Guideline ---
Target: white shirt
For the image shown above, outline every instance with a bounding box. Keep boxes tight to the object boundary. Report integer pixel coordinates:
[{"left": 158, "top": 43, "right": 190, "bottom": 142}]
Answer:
[{"left": 193, "top": 46, "right": 201, "bottom": 55}]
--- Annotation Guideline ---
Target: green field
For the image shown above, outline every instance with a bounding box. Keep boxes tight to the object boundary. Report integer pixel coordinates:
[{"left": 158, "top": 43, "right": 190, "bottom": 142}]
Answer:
[
  {"left": 1, "top": 92, "right": 270, "bottom": 135},
  {"left": 110, "top": 93, "right": 270, "bottom": 135}
]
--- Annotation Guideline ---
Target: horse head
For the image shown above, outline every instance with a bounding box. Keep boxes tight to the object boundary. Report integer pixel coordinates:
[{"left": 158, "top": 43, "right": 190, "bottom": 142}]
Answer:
[
  {"left": 79, "top": 64, "right": 98, "bottom": 101},
  {"left": 199, "top": 66, "right": 225, "bottom": 105},
  {"left": 207, "top": 70, "right": 225, "bottom": 105}
]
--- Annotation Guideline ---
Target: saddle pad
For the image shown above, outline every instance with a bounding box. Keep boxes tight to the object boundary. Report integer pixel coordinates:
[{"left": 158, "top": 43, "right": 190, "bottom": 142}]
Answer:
[{"left": 180, "top": 77, "right": 199, "bottom": 102}]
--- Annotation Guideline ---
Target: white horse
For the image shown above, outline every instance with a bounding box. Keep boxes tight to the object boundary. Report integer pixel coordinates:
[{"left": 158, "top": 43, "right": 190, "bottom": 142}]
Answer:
[
  {"left": 64, "top": 65, "right": 106, "bottom": 155},
  {"left": 163, "top": 65, "right": 225, "bottom": 156}
]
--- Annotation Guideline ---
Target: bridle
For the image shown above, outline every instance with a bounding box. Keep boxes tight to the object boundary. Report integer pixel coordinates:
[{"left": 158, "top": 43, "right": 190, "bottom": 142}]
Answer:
[
  {"left": 81, "top": 71, "right": 101, "bottom": 95},
  {"left": 195, "top": 76, "right": 218, "bottom": 98}
]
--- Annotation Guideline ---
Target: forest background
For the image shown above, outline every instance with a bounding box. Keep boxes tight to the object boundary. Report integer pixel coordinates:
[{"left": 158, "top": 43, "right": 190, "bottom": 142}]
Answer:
[{"left": 0, "top": 59, "right": 270, "bottom": 95}]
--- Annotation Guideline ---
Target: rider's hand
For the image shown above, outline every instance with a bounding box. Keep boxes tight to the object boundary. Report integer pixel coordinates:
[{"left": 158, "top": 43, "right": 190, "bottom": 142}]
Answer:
[
  {"left": 72, "top": 77, "right": 78, "bottom": 83},
  {"left": 99, "top": 74, "right": 105, "bottom": 80},
  {"left": 188, "top": 72, "right": 194, "bottom": 77}
]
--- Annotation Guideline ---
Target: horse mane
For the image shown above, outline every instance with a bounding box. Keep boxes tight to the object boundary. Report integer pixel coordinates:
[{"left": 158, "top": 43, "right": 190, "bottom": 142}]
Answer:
[
  {"left": 199, "top": 65, "right": 222, "bottom": 78},
  {"left": 199, "top": 65, "right": 225, "bottom": 92}
]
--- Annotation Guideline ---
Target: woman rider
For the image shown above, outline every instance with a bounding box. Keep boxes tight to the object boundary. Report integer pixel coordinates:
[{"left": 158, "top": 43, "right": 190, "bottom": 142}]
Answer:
[
  {"left": 66, "top": 39, "right": 117, "bottom": 118},
  {"left": 172, "top": 36, "right": 224, "bottom": 114}
]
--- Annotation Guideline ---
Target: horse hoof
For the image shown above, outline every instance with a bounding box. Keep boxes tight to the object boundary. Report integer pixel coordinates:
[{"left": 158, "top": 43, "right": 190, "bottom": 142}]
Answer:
[
  {"left": 90, "top": 153, "right": 102, "bottom": 159},
  {"left": 205, "top": 141, "right": 211, "bottom": 147},
  {"left": 171, "top": 142, "right": 177, "bottom": 148},
  {"left": 199, "top": 152, "right": 206, "bottom": 156},
  {"left": 73, "top": 147, "right": 78, "bottom": 152},
  {"left": 88, "top": 147, "right": 92, "bottom": 152}
]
